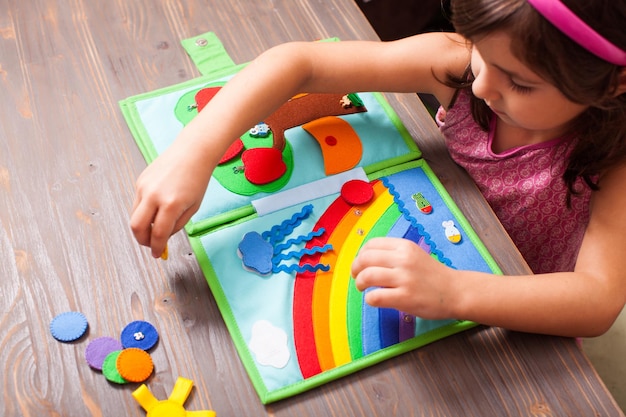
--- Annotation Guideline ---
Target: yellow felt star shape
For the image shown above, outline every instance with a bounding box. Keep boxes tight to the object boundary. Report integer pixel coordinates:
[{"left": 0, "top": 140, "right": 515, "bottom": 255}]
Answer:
[{"left": 132, "top": 376, "right": 216, "bottom": 417}]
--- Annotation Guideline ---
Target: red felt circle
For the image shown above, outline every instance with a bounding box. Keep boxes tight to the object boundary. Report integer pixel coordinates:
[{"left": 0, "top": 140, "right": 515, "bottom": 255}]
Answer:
[
  {"left": 194, "top": 87, "right": 220, "bottom": 112},
  {"left": 340, "top": 180, "right": 374, "bottom": 205},
  {"left": 325, "top": 136, "right": 337, "bottom": 146},
  {"left": 218, "top": 138, "right": 245, "bottom": 164},
  {"left": 241, "top": 147, "right": 287, "bottom": 185}
]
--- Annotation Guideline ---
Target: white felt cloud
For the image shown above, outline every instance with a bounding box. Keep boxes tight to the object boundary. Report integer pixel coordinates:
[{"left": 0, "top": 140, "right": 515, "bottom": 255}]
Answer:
[{"left": 248, "top": 320, "right": 290, "bottom": 368}]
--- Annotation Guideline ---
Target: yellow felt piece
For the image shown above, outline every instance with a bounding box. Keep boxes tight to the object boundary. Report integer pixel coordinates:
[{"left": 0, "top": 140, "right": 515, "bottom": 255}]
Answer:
[
  {"left": 147, "top": 401, "right": 187, "bottom": 417},
  {"left": 133, "top": 384, "right": 159, "bottom": 412},
  {"left": 169, "top": 377, "right": 193, "bottom": 404},
  {"left": 186, "top": 411, "right": 216, "bottom": 417},
  {"left": 328, "top": 183, "right": 393, "bottom": 366},
  {"left": 312, "top": 182, "right": 387, "bottom": 371},
  {"left": 302, "top": 116, "right": 363, "bottom": 175},
  {"left": 132, "top": 377, "right": 216, "bottom": 417},
  {"left": 313, "top": 215, "right": 361, "bottom": 371}
]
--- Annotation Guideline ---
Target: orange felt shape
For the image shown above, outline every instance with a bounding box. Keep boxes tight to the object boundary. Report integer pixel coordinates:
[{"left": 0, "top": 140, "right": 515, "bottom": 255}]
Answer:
[
  {"left": 264, "top": 93, "right": 366, "bottom": 151},
  {"left": 241, "top": 147, "right": 287, "bottom": 185},
  {"left": 302, "top": 116, "right": 363, "bottom": 175},
  {"left": 116, "top": 348, "right": 154, "bottom": 383}
]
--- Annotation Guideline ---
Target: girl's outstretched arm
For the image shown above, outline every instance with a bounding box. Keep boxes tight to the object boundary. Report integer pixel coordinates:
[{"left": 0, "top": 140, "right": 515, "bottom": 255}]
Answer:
[
  {"left": 130, "top": 33, "right": 469, "bottom": 257},
  {"left": 352, "top": 165, "right": 626, "bottom": 337}
]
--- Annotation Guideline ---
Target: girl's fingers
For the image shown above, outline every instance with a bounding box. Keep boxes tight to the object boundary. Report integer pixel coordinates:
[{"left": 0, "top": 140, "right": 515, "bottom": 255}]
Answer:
[
  {"left": 352, "top": 237, "right": 415, "bottom": 275},
  {"left": 359, "top": 236, "right": 404, "bottom": 250},
  {"left": 363, "top": 286, "right": 406, "bottom": 310},
  {"left": 129, "top": 199, "right": 157, "bottom": 248},
  {"left": 352, "top": 264, "right": 400, "bottom": 292},
  {"left": 150, "top": 206, "right": 181, "bottom": 259}
]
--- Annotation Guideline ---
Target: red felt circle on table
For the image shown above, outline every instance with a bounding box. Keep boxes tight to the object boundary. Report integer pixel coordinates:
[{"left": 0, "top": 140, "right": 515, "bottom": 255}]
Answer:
[{"left": 340, "top": 180, "right": 374, "bottom": 205}]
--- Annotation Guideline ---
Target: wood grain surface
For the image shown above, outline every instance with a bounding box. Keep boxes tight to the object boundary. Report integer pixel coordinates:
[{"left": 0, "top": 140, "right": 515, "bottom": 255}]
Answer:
[{"left": 0, "top": 0, "right": 623, "bottom": 416}]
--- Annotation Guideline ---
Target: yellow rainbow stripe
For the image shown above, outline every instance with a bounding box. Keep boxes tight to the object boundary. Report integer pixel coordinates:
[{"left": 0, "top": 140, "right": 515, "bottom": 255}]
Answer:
[
  {"left": 328, "top": 184, "right": 394, "bottom": 366},
  {"left": 312, "top": 182, "right": 387, "bottom": 371}
]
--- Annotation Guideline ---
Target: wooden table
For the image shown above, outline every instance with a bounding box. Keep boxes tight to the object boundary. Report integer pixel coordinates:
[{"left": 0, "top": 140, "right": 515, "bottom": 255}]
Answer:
[{"left": 1, "top": 1, "right": 623, "bottom": 416}]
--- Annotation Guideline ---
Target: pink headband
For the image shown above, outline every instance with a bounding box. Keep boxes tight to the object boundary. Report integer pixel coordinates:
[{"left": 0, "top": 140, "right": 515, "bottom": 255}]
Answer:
[{"left": 527, "top": 0, "right": 626, "bottom": 66}]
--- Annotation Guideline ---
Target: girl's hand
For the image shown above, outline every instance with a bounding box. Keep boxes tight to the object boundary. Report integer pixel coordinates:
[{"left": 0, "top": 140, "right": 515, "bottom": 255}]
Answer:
[
  {"left": 351, "top": 237, "right": 458, "bottom": 320},
  {"left": 130, "top": 140, "right": 212, "bottom": 258}
]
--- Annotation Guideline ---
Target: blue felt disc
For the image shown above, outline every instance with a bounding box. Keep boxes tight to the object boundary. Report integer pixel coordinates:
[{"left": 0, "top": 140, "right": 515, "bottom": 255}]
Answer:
[
  {"left": 50, "top": 311, "right": 89, "bottom": 342},
  {"left": 120, "top": 320, "right": 159, "bottom": 351}
]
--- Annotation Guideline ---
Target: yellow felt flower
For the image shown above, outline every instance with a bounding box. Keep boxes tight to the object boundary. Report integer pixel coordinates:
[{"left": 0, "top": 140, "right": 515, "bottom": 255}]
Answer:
[{"left": 132, "top": 377, "right": 215, "bottom": 417}]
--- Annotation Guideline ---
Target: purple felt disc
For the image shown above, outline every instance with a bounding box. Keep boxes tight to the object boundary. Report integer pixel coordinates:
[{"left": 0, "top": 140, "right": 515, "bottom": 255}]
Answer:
[{"left": 85, "top": 337, "right": 123, "bottom": 370}]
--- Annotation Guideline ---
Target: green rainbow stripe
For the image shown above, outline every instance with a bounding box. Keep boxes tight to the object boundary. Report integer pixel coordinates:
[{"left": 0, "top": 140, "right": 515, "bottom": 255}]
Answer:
[{"left": 347, "top": 206, "right": 402, "bottom": 360}]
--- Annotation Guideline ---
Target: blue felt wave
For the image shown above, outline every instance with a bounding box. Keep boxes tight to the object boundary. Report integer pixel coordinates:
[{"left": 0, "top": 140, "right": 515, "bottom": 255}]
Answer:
[
  {"left": 262, "top": 204, "right": 314, "bottom": 245},
  {"left": 273, "top": 244, "right": 333, "bottom": 263},
  {"left": 380, "top": 177, "right": 452, "bottom": 267},
  {"left": 272, "top": 262, "right": 331, "bottom": 274},
  {"left": 273, "top": 228, "right": 326, "bottom": 255}
]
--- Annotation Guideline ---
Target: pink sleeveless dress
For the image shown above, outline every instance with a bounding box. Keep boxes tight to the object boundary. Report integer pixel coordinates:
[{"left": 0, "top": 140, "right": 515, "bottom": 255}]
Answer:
[{"left": 436, "top": 89, "right": 592, "bottom": 273}]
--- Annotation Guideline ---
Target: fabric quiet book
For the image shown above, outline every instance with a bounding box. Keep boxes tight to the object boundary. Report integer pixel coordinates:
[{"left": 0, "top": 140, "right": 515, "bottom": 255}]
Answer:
[{"left": 120, "top": 33, "right": 502, "bottom": 404}]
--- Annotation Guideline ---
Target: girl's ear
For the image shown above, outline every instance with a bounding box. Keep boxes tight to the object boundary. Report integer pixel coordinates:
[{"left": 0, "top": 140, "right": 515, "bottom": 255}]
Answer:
[{"left": 615, "top": 67, "right": 626, "bottom": 96}]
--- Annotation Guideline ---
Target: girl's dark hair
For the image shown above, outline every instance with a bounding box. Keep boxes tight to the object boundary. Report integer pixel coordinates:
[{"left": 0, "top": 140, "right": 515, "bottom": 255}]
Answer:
[{"left": 448, "top": 0, "right": 626, "bottom": 203}]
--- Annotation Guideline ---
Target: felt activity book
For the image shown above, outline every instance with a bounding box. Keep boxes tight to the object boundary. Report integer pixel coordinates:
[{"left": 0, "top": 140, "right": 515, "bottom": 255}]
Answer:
[{"left": 120, "top": 32, "right": 502, "bottom": 404}]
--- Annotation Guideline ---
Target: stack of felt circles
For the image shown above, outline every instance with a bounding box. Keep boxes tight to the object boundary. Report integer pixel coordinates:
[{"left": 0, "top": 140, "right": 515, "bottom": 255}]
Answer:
[
  {"left": 102, "top": 348, "right": 154, "bottom": 384},
  {"left": 85, "top": 320, "right": 159, "bottom": 385}
]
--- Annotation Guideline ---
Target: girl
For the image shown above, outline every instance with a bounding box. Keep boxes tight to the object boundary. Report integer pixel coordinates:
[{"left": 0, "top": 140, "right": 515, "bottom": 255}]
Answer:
[{"left": 130, "top": 0, "right": 626, "bottom": 337}]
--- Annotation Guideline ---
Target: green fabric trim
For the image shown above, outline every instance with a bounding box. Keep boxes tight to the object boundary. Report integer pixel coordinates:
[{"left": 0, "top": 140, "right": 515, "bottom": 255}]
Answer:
[
  {"left": 180, "top": 31, "right": 236, "bottom": 76},
  {"left": 186, "top": 205, "right": 256, "bottom": 236},
  {"left": 262, "top": 320, "right": 478, "bottom": 403},
  {"left": 119, "top": 64, "right": 247, "bottom": 166},
  {"left": 120, "top": 32, "right": 240, "bottom": 163},
  {"left": 362, "top": 92, "right": 421, "bottom": 175},
  {"left": 375, "top": 92, "right": 421, "bottom": 156},
  {"left": 189, "top": 236, "right": 270, "bottom": 400}
]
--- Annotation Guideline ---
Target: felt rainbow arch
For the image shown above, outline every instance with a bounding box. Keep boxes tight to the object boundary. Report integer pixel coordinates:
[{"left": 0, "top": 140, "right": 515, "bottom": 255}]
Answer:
[{"left": 292, "top": 176, "right": 441, "bottom": 378}]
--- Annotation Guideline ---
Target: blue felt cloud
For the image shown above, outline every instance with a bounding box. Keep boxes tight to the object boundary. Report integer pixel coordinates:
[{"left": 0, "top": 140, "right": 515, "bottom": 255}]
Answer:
[{"left": 238, "top": 231, "right": 274, "bottom": 275}]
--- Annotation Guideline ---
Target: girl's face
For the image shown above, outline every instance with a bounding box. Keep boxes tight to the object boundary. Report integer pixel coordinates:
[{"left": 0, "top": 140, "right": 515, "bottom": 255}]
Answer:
[{"left": 470, "top": 31, "right": 588, "bottom": 139}]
